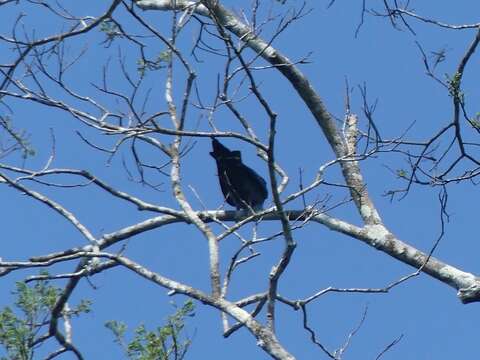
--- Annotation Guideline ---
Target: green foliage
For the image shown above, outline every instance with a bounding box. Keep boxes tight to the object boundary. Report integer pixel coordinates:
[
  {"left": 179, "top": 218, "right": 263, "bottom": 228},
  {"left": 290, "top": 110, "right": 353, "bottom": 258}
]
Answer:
[
  {"left": 0, "top": 116, "right": 35, "bottom": 159},
  {"left": 396, "top": 169, "right": 408, "bottom": 179},
  {"left": 470, "top": 112, "right": 480, "bottom": 129},
  {"left": 0, "top": 280, "right": 59, "bottom": 360},
  {"left": 105, "top": 300, "right": 195, "bottom": 360},
  {"left": 100, "top": 19, "right": 122, "bottom": 44},
  {"left": 0, "top": 278, "right": 191, "bottom": 360},
  {"left": 137, "top": 51, "right": 171, "bottom": 76},
  {"left": 0, "top": 278, "right": 91, "bottom": 360},
  {"left": 445, "top": 72, "right": 464, "bottom": 102},
  {"left": 0, "top": 307, "right": 32, "bottom": 360}
]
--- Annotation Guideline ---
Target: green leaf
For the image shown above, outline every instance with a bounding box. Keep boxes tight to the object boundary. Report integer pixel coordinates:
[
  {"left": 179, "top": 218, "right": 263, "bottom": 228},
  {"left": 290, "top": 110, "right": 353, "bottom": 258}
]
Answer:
[
  {"left": 106, "top": 301, "right": 195, "bottom": 360},
  {"left": 0, "top": 277, "right": 91, "bottom": 360}
]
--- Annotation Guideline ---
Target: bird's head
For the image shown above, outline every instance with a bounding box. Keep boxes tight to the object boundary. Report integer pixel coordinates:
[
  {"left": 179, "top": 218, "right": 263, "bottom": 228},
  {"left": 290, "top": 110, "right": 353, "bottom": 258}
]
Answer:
[{"left": 210, "top": 139, "right": 242, "bottom": 162}]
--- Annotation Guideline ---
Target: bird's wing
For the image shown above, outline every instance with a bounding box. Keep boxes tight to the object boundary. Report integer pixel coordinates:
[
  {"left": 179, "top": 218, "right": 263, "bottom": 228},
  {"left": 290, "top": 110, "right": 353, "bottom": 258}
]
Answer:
[
  {"left": 217, "top": 164, "right": 242, "bottom": 208},
  {"left": 241, "top": 165, "right": 268, "bottom": 199}
]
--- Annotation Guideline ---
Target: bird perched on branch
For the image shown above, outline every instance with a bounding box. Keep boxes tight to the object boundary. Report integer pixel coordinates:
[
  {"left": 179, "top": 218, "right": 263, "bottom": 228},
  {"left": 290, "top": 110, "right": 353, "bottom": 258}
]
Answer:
[{"left": 210, "top": 138, "right": 268, "bottom": 211}]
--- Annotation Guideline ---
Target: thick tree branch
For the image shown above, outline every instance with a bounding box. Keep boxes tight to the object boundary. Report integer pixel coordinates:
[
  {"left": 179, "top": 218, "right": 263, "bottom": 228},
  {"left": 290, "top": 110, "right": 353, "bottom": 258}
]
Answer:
[{"left": 3, "top": 208, "right": 480, "bottom": 303}]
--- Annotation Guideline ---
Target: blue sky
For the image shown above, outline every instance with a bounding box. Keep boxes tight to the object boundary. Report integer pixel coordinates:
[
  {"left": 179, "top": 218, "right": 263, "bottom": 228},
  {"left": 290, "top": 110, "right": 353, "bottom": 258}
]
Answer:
[{"left": 1, "top": 1, "right": 480, "bottom": 359}]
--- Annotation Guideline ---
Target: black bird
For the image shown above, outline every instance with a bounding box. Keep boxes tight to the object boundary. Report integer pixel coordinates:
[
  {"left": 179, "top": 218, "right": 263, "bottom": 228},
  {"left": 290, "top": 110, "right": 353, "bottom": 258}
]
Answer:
[{"left": 210, "top": 138, "right": 268, "bottom": 210}]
